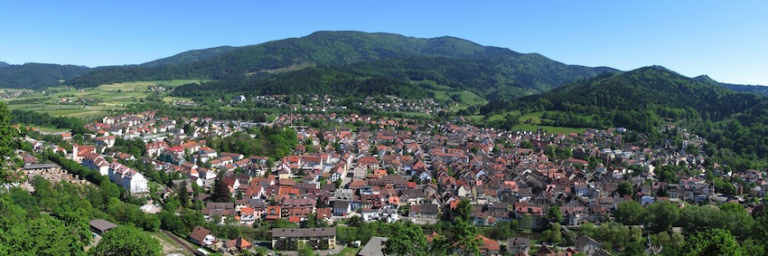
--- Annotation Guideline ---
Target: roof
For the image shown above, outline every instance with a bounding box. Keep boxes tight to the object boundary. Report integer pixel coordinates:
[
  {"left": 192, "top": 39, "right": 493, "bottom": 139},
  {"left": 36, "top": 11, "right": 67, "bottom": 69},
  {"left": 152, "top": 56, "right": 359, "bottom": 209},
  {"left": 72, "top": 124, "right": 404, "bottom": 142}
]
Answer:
[
  {"left": 358, "top": 237, "right": 388, "bottom": 256},
  {"left": 224, "top": 237, "right": 252, "bottom": 249},
  {"left": 272, "top": 228, "right": 336, "bottom": 238},
  {"left": 190, "top": 226, "right": 212, "bottom": 243},
  {"left": 89, "top": 219, "right": 117, "bottom": 232}
]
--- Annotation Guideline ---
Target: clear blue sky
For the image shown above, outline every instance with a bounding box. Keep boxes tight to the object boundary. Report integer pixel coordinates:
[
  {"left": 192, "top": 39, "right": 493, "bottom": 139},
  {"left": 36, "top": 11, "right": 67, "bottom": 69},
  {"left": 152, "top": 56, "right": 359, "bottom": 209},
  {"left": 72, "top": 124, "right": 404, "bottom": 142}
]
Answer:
[{"left": 1, "top": 1, "right": 766, "bottom": 85}]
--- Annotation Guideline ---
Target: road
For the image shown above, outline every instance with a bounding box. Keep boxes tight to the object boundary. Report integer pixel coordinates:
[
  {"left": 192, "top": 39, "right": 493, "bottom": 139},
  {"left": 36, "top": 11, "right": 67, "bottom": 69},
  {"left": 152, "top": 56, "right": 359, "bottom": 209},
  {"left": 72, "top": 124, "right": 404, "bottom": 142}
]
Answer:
[{"left": 161, "top": 230, "right": 198, "bottom": 255}]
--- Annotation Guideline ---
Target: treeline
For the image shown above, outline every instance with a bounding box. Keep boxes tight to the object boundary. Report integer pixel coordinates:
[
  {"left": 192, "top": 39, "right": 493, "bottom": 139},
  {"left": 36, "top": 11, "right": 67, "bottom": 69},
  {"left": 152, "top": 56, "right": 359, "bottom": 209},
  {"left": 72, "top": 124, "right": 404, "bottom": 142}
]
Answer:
[
  {"left": 0, "top": 63, "right": 90, "bottom": 89},
  {"left": 206, "top": 127, "right": 297, "bottom": 161},
  {"left": 481, "top": 67, "right": 768, "bottom": 167},
  {"left": 608, "top": 200, "right": 768, "bottom": 255},
  {"left": 10, "top": 109, "right": 90, "bottom": 134},
  {"left": 170, "top": 66, "right": 427, "bottom": 101}
]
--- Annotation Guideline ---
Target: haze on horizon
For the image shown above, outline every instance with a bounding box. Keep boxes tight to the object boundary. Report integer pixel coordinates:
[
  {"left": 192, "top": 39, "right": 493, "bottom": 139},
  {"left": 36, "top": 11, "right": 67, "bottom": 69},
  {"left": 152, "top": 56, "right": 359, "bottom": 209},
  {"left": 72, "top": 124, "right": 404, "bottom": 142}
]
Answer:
[{"left": 1, "top": 1, "right": 766, "bottom": 85}]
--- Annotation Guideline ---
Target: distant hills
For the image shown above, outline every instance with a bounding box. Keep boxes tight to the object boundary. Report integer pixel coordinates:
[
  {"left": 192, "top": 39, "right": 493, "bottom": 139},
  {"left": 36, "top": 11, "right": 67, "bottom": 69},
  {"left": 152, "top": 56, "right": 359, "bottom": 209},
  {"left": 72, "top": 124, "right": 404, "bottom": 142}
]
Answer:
[
  {"left": 65, "top": 31, "right": 618, "bottom": 99},
  {"left": 0, "top": 63, "right": 91, "bottom": 89},
  {"left": 0, "top": 31, "right": 764, "bottom": 100},
  {"left": 139, "top": 46, "right": 237, "bottom": 67},
  {"left": 484, "top": 66, "right": 768, "bottom": 163},
  {"left": 0, "top": 61, "right": 10, "bottom": 68},
  {"left": 694, "top": 75, "right": 768, "bottom": 96}
]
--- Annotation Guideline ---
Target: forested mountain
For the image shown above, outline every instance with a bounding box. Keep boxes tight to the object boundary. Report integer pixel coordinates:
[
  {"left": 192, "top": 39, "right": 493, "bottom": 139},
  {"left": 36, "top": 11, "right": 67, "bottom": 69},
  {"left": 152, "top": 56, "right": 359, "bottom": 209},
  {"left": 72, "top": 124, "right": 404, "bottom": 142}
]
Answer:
[
  {"left": 483, "top": 66, "right": 768, "bottom": 167},
  {"left": 0, "top": 63, "right": 91, "bottom": 89},
  {"left": 139, "top": 46, "right": 237, "bottom": 67},
  {"left": 0, "top": 61, "right": 9, "bottom": 68},
  {"left": 68, "top": 31, "right": 617, "bottom": 99},
  {"left": 694, "top": 75, "right": 768, "bottom": 96}
]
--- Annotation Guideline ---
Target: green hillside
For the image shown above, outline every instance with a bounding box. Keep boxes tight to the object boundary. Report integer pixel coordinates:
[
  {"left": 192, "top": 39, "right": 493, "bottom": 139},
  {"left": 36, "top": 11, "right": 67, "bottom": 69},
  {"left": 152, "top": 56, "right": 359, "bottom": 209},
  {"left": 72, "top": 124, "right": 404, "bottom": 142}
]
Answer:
[
  {"left": 0, "top": 63, "right": 91, "bottom": 89},
  {"left": 68, "top": 31, "right": 616, "bottom": 100},
  {"left": 483, "top": 66, "right": 768, "bottom": 167},
  {"left": 139, "top": 46, "right": 237, "bottom": 67},
  {"left": 694, "top": 75, "right": 768, "bottom": 96}
]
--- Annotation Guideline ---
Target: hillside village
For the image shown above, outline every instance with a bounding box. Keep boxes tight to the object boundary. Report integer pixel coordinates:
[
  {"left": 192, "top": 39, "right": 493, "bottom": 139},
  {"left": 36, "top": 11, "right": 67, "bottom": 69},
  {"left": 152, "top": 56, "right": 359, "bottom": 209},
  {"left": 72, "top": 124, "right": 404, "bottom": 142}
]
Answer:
[{"left": 13, "top": 109, "right": 766, "bottom": 256}]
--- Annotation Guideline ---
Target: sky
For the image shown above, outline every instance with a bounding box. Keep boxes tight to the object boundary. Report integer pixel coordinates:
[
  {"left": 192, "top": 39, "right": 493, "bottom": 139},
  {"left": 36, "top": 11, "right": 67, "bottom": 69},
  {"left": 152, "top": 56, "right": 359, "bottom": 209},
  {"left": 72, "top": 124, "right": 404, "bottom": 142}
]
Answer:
[{"left": 1, "top": 1, "right": 766, "bottom": 85}]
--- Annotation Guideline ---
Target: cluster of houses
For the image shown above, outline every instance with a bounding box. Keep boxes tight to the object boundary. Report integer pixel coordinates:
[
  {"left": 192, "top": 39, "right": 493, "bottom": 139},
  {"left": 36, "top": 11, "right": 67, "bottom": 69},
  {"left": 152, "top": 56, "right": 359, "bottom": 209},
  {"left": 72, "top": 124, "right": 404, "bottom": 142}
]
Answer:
[
  {"left": 17, "top": 107, "right": 765, "bottom": 256},
  {"left": 244, "top": 94, "right": 446, "bottom": 115}
]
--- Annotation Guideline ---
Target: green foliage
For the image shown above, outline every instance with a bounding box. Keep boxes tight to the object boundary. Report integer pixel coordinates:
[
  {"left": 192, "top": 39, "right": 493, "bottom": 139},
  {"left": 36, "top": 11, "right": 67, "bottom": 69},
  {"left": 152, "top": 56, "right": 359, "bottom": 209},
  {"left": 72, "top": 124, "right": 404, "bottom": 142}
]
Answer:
[
  {"left": 682, "top": 229, "right": 743, "bottom": 256},
  {"left": 0, "top": 193, "right": 89, "bottom": 256},
  {"left": 617, "top": 181, "right": 634, "bottom": 198},
  {"left": 0, "top": 103, "right": 23, "bottom": 183},
  {"left": 10, "top": 109, "right": 90, "bottom": 134},
  {"left": 0, "top": 63, "right": 90, "bottom": 89},
  {"left": 642, "top": 200, "right": 680, "bottom": 234},
  {"left": 89, "top": 225, "right": 162, "bottom": 256},
  {"left": 384, "top": 222, "right": 429, "bottom": 256},
  {"left": 207, "top": 127, "right": 297, "bottom": 161},
  {"left": 546, "top": 205, "right": 563, "bottom": 225},
  {"left": 488, "top": 66, "right": 768, "bottom": 167},
  {"left": 614, "top": 201, "right": 643, "bottom": 226},
  {"left": 69, "top": 31, "right": 613, "bottom": 101}
]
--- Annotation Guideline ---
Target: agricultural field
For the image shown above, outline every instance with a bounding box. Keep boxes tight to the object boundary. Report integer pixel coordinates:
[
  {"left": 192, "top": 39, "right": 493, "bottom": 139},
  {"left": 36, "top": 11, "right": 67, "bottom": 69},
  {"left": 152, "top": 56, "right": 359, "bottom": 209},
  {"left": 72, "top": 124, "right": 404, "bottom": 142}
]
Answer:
[
  {"left": 1, "top": 79, "right": 204, "bottom": 118},
  {"left": 418, "top": 80, "right": 487, "bottom": 113},
  {"left": 478, "top": 111, "right": 590, "bottom": 134}
]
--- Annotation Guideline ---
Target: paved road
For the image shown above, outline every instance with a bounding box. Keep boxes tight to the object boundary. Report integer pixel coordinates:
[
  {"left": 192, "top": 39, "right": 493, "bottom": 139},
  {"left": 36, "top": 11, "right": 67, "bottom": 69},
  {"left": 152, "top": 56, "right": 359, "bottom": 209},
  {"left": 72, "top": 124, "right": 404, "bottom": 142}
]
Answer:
[{"left": 161, "top": 230, "right": 198, "bottom": 255}]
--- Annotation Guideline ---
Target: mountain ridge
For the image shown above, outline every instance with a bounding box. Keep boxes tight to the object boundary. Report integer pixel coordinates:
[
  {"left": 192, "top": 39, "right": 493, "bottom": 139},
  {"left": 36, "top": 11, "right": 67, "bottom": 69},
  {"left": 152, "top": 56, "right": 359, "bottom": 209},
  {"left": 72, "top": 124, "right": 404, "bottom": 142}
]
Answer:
[
  {"left": 67, "top": 31, "right": 617, "bottom": 99},
  {"left": 0, "top": 63, "right": 91, "bottom": 89}
]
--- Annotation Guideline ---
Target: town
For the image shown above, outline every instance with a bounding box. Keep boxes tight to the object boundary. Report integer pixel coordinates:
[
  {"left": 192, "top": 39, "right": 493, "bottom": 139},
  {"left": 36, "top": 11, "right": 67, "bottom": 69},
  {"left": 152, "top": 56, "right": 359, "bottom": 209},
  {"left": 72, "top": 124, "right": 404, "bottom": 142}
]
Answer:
[{"left": 9, "top": 106, "right": 763, "bottom": 256}]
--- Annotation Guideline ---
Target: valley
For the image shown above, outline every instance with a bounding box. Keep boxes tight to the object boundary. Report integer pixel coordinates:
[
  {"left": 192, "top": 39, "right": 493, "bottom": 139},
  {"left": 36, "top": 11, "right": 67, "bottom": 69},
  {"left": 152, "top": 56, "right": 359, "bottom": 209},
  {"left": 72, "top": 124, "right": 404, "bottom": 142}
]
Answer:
[{"left": 2, "top": 30, "right": 768, "bottom": 256}]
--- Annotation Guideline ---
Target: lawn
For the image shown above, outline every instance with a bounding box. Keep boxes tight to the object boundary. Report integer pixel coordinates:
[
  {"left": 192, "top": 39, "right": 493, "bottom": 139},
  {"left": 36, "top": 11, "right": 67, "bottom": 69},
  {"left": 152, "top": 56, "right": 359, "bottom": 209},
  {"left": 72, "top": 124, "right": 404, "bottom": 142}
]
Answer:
[
  {"left": 511, "top": 123, "right": 587, "bottom": 134},
  {"left": 329, "top": 247, "right": 361, "bottom": 256},
  {"left": 475, "top": 111, "right": 590, "bottom": 134}
]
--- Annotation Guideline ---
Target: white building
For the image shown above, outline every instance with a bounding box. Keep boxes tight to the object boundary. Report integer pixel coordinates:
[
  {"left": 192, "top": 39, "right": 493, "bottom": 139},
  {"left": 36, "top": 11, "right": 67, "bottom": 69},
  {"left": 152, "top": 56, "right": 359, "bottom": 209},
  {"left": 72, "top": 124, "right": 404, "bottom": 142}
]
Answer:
[
  {"left": 82, "top": 154, "right": 110, "bottom": 176},
  {"left": 108, "top": 162, "right": 148, "bottom": 193}
]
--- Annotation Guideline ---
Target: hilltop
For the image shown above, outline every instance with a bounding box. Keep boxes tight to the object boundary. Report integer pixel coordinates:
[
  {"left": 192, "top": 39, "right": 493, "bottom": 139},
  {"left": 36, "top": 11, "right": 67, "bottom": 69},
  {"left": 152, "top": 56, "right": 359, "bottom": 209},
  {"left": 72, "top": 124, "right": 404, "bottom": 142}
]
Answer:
[
  {"left": 66, "top": 31, "right": 617, "bottom": 100},
  {"left": 0, "top": 63, "right": 91, "bottom": 89},
  {"left": 482, "top": 66, "right": 768, "bottom": 166}
]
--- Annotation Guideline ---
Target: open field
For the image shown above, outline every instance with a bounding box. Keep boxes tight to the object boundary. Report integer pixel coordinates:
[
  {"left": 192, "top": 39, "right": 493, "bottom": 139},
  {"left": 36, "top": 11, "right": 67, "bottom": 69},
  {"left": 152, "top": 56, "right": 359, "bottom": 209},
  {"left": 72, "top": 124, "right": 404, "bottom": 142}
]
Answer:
[
  {"left": 149, "top": 231, "right": 193, "bottom": 256},
  {"left": 2, "top": 80, "right": 204, "bottom": 118},
  {"left": 477, "top": 111, "right": 590, "bottom": 133}
]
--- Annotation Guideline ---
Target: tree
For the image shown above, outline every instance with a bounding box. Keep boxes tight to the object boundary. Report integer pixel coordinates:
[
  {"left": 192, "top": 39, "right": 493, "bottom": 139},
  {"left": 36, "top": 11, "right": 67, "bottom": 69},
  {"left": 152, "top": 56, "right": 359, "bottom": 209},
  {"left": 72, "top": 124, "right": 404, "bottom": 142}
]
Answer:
[
  {"left": 682, "top": 229, "right": 743, "bottom": 256},
  {"left": 212, "top": 181, "right": 231, "bottom": 202},
  {"left": 615, "top": 201, "right": 643, "bottom": 225},
  {"left": 643, "top": 201, "right": 680, "bottom": 233},
  {"left": 177, "top": 181, "right": 189, "bottom": 207},
  {"left": 546, "top": 205, "right": 563, "bottom": 226},
  {"left": 298, "top": 242, "right": 317, "bottom": 256},
  {"left": 617, "top": 181, "right": 634, "bottom": 198},
  {"left": 0, "top": 103, "right": 23, "bottom": 183},
  {"left": 89, "top": 225, "right": 162, "bottom": 256},
  {"left": 384, "top": 222, "right": 429, "bottom": 256}
]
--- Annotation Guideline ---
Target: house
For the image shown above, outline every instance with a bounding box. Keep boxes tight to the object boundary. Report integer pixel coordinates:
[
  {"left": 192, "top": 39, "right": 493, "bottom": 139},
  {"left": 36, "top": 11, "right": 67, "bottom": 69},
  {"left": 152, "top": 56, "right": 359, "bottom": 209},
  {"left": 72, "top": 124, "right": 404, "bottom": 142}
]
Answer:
[
  {"left": 233, "top": 95, "right": 246, "bottom": 103},
  {"left": 271, "top": 228, "right": 336, "bottom": 250},
  {"left": 358, "top": 237, "right": 388, "bottom": 256},
  {"left": 222, "top": 237, "right": 252, "bottom": 254},
  {"left": 506, "top": 237, "right": 530, "bottom": 255},
  {"left": 108, "top": 162, "right": 148, "bottom": 193},
  {"left": 89, "top": 219, "right": 117, "bottom": 235},
  {"left": 82, "top": 154, "right": 110, "bottom": 176},
  {"left": 575, "top": 235, "right": 603, "bottom": 256},
  {"left": 240, "top": 207, "right": 256, "bottom": 225},
  {"left": 362, "top": 209, "right": 381, "bottom": 222},
  {"left": 409, "top": 204, "right": 440, "bottom": 219},
  {"left": 332, "top": 200, "right": 351, "bottom": 216},
  {"left": 190, "top": 226, "right": 217, "bottom": 246},
  {"left": 452, "top": 235, "right": 500, "bottom": 256}
]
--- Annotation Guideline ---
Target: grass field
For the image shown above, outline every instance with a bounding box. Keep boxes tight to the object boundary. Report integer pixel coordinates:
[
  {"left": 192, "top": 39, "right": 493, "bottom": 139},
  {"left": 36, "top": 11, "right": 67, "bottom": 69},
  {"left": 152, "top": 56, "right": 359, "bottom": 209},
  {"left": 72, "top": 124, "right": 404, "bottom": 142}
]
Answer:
[
  {"left": 478, "top": 111, "right": 590, "bottom": 134},
  {"left": 2, "top": 79, "right": 204, "bottom": 118}
]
